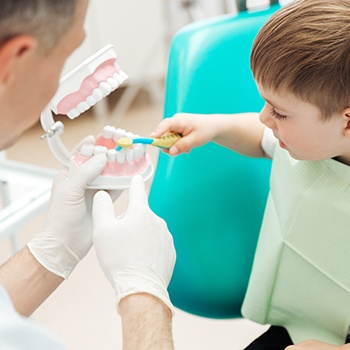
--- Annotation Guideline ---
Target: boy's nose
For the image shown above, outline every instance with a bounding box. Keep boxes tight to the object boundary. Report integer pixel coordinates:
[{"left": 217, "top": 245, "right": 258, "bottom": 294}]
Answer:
[{"left": 259, "top": 104, "right": 276, "bottom": 130}]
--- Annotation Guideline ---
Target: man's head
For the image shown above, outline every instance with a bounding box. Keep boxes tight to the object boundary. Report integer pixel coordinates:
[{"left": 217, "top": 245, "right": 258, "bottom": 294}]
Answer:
[
  {"left": 251, "top": 0, "right": 350, "bottom": 120},
  {"left": 0, "top": 0, "right": 89, "bottom": 150},
  {"left": 0, "top": 1, "right": 77, "bottom": 52}
]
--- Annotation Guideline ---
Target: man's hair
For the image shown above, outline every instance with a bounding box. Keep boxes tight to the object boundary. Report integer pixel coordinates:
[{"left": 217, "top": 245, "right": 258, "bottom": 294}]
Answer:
[
  {"left": 0, "top": 0, "right": 78, "bottom": 51},
  {"left": 251, "top": 0, "right": 350, "bottom": 119}
]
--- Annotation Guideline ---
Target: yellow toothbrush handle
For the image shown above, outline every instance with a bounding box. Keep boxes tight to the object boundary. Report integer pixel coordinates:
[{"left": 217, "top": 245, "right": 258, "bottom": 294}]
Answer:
[{"left": 151, "top": 133, "right": 182, "bottom": 149}]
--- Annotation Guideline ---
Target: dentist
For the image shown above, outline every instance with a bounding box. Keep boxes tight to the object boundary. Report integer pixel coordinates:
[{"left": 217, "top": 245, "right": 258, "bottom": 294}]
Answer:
[{"left": 0, "top": 0, "right": 175, "bottom": 349}]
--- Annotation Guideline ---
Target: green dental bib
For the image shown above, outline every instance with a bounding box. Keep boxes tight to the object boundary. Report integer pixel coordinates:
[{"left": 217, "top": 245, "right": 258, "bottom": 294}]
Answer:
[{"left": 242, "top": 146, "right": 350, "bottom": 345}]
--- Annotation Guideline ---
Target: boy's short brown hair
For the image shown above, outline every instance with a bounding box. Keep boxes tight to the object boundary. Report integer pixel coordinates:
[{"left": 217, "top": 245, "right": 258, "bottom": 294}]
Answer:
[{"left": 251, "top": 0, "right": 350, "bottom": 119}]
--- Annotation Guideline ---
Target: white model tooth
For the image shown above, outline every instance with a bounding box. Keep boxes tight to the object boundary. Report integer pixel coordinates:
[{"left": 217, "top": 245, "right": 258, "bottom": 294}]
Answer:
[
  {"left": 134, "top": 145, "right": 142, "bottom": 159},
  {"left": 107, "top": 149, "right": 117, "bottom": 162},
  {"left": 116, "top": 150, "right": 126, "bottom": 164},
  {"left": 114, "top": 71, "right": 128, "bottom": 84},
  {"left": 100, "top": 82, "right": 112, "bottom": 96},
  {"left": 113, "top": 72, "right": 126, "bottom": 85},
  {"left": 119, "top": 71, "right": 128, "bottom": 82},
  {"left": 107, "top": 77, "right": 119, "bottom": 89},
  {"left": 138, "top": 145, "right": 146, "bottom": 158},
  {"left": 112, "top": 128, "right": 126, "bottom": 142},
  {"left": 80, "top": 143, "right": 94, "bottom": 157},
  {"left": 125, "top": 132, "right": 135, "bottom": 139},
  {"left": 102, "top": 125, "right": 115, "bottom": 139},
  {"left": 121, "top": 71, "right": 128, "bottom": 79},
  {"left": 67, "top": 108, "right": 80, "bottom": 119},
  {"left": 93, "top": 146, "right": 108, "bottom": 155},
  {"left": 86, "top": 96, "right": 96, "bottom": 107},
  {"left": 77, "top": 101, "right": 89, "bottom": 113},
  {"left": 92, "top": 88, "right": 103, "bottom": 102},
  {"left": 126, "top": 149, "right": 134, "bottom": 163}
]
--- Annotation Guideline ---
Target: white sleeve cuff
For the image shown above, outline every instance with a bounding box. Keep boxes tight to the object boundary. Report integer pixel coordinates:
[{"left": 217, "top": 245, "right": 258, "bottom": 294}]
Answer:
[{"left": 261, "top": 127, "right": 277, "bottom": 159}]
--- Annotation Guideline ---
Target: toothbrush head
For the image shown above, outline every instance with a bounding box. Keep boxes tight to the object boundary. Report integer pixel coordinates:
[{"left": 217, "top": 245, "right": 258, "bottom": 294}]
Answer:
[
  {"left": 116, "top": 137, "right": 133, "bottom": 148},
  {"left": 50, "top": 44, "right": 127, "bottom": 119}
]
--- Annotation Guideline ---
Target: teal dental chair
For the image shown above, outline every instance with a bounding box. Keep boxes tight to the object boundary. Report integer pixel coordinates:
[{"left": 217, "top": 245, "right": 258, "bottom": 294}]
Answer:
[{"left": 149, "top": 1, "right": 280, "bottom": 319}]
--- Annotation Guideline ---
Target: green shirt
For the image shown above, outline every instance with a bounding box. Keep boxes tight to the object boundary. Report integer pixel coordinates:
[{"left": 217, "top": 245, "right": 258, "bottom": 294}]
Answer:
[{"left": 242, "top": 145, "right": 350, "bottom": 345}]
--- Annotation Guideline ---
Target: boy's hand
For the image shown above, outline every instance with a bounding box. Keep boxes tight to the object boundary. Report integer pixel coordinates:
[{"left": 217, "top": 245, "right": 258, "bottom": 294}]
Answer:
[{"left": 151, "top": 113, "right": 216, "bottom": 156}]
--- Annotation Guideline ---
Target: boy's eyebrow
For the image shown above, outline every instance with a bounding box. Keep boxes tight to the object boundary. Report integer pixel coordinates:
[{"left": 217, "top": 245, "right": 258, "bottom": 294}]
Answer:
[{"left": 264, "top": 97, "right": 287, "bottom": 113}]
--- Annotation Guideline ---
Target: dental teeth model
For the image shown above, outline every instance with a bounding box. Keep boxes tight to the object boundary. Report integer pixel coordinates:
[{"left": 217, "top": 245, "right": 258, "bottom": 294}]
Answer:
[
  {"left": 40, "top": 44, "right": 153, "bottom": 189},
  {"left": 49, "top": 45, "right": 128, "bottom": 120},
  {"left": 70, "top": 126, "right": 153, "bottom": 189}
]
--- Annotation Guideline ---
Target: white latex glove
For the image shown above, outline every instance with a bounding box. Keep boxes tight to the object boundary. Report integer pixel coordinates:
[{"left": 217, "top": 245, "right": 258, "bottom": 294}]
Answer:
[
  {"left": 92, "top": 175, "right": 176, "bottom": 314},
  {"left": 28, "top": 137, "right": 122, "bottom": 279}
]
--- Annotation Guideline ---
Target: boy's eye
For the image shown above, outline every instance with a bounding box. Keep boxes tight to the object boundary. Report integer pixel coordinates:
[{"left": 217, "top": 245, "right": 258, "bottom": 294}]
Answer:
[{"left": 270, "top": 108, "right": 287, "bottom": 120}]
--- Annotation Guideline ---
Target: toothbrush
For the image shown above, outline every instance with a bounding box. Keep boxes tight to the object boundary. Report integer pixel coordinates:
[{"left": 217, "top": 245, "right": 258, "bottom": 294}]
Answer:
[{"left": 116, "top": 132, "right": 182, "bottom": 150}]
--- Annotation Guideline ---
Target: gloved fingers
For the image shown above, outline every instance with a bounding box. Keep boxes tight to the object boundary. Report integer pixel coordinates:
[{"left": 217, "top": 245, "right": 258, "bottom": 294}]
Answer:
[
  {"left": 126, "top": 175, "right": 149, "bottom": 213},
  {"left": 51, "top": 170, "right": 66, "bottom": 190},
  {"left": 68, "top": 154, "right": 107, "bottom": 196},
  {"left": 53, "top": 150, "right": 106, "bottom": 200},
  {"left": 48, "top": 169, "right": 70, "bottom": 202},
  {"left": 92, "top": 190, "right": 115, "bottom": 229},
  {"left": 106, "top": 189, "right": 124, "bottom": 202},
  {"left": 59, "top": 135, "right": 96, "bottom": 174},
  {"left": 85, "top": 189, "right": 123, "bottom": 215},
  {"left": 116, "top": 212, "right": 126, "bottom": 220}
]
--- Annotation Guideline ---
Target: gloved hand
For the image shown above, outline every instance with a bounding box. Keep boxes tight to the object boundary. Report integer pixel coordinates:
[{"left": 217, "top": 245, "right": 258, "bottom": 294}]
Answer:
[
  {"left": 28, "top": 137, "right": 121, "bottom": 279},
  {"left": 92, "top": 175, "right": 176, "bottom": 314}
]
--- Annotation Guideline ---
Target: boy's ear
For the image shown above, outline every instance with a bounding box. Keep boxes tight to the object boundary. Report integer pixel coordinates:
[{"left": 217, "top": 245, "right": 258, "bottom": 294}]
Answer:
[
  {"left": 344, "top": 107, "right": 350, "bottom": 136},
  {"left": 0, "top": 35, "right": 37, "bottom": 87}
]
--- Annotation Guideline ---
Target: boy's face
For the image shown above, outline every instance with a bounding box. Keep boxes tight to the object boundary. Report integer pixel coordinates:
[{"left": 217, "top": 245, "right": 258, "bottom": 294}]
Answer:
[
  {"left": 0, "top": 0, "right": 89, "bottom": 150},
  {"left": 258, "top": 84, "right": 350, "bottom": 165}
]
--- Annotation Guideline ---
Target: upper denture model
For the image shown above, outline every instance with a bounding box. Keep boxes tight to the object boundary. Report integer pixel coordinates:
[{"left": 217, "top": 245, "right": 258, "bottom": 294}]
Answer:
[{"left": 40, "top": 45, "right": 153, "bottom": 189}]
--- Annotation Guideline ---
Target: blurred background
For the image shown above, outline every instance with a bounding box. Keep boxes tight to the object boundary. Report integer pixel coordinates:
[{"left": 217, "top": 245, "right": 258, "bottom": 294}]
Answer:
[{"left": 0, "top": 0, "right": 292, "bottom": 348}]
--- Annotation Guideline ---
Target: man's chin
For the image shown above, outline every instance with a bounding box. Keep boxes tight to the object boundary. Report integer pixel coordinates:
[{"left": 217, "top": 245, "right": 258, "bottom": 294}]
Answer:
[{"left": 0, "top": 135, "right": 19, "bottom": 151}]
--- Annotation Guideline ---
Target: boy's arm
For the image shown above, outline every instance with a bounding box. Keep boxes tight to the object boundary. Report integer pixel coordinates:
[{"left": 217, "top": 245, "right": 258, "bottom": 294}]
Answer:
[
  {"left": 211, "top": 113, "right": 265, "bottom": 158},
  {"left": 151, "top": 112, "right": 266, "bottom": 158}
]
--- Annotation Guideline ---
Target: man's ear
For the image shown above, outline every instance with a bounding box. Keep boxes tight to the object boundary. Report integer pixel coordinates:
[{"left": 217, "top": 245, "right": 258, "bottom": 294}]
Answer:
[{"left": 0, "top": 35, "right": 37, "bottom": 87}]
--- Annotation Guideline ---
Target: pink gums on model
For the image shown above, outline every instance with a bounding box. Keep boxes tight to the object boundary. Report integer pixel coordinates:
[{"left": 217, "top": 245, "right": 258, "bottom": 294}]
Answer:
[
  {"left": 72, "top": 134, "right": 149, "bottom": 177},
  {"left": 56, "top": 59, "right": 121, "bottom": 115}
]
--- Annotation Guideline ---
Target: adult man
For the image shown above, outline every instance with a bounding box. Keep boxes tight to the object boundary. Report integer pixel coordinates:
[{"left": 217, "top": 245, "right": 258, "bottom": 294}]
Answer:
[{"left": 0, "top": 1, "right": 175, "bottom": 349}]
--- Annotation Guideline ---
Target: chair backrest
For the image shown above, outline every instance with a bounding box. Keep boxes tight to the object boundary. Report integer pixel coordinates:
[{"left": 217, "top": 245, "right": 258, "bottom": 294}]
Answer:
[{"left": 149, "top": 4, "right": 280, "bottom": 319}]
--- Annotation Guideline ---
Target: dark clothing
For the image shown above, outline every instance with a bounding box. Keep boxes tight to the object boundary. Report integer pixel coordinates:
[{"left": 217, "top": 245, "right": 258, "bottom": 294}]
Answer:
[{"left": 244, "top": 326, "right": 293, "bottom": 350}]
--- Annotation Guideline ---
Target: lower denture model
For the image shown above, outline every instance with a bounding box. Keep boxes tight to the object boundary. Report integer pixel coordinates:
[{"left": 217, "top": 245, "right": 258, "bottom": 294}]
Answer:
[{"left": 40, "top": 44, "right": 153, "bottom": 189}]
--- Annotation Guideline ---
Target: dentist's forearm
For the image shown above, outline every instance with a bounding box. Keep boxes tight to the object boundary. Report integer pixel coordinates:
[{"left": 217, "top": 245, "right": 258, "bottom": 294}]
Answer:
[
  {"left": 120, "top": 293, "right": 174, "bottom": 350},
  {"left": 212, "top": 113, "right": 266, "bottom": 158},
  {"left": 0, "top": 246, "right": 63, "bottom": 316}
]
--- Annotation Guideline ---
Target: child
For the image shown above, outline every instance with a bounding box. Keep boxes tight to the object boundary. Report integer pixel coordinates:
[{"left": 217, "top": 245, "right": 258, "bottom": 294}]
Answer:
[{"left": 151, "top": 0, "right": 350, "bottom": 348}]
